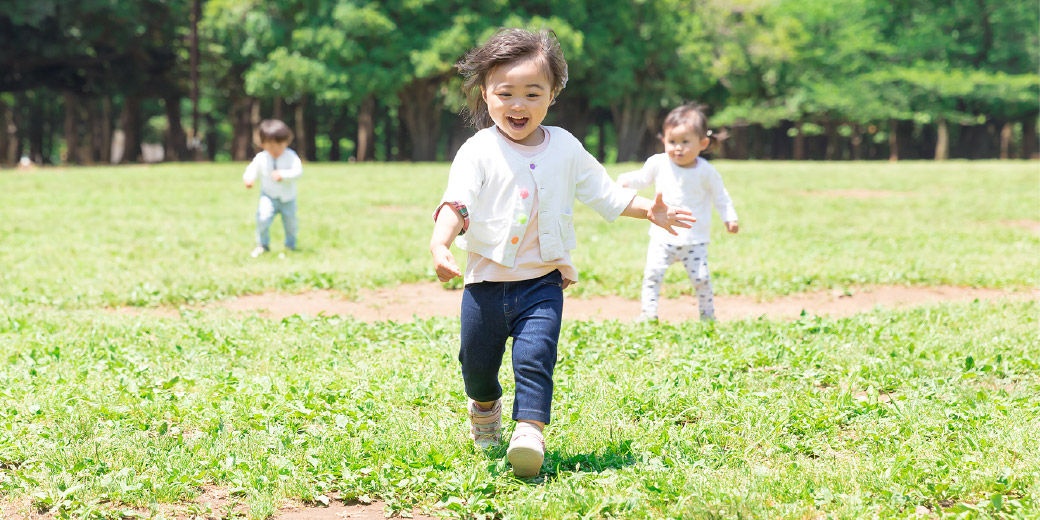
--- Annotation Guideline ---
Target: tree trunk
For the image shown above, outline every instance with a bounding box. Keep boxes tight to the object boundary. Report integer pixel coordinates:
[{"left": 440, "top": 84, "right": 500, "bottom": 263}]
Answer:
[
  {"left": 293, "top": 96, "right": 307, "bottom": 161},
  {"left": 0, "top": 98, "right": 7, "bottom": 165},
  {"left": 229, "top": 96, "right": 252, "bottom": 160},
  {"left": 999, "top": 121, "right": 1012, "bottom": 159},
  {"left": 63, "top": 91, "right": 80, "bottom": 165},
  {"left": 164, "top": 94, "right": 188, "bottom": 162},
  {"left": 204, "top": 113, "right": 219, "bottom": 161},
  {"left": 888, "top": 119, "right": 900, "bottom": 161},
  {"left": 611, "top": 97, "right": 646, "bottom": 162},
  {"left": 356, "top": 95, "right": 375, "bottom": 161},
  {"left": 273, "top": 97, "right": 284, "bottom": 121},
  {"left": 445, "top": 109, "right": 470, "bottom": 161},
  {"left": 793, "top": 122, "right": 805, "bottom": 160},
  {"left": 120, "top": 96, "right": 142, "bottom": 164},
  {"left": 328, "top": 108, "right": 345, "bottom": 162},
  {"left": 1022, "top": 117, "right": 1037, "bottom": 159},
  {"left": 396, "top": 109, "right": 411, "bottom": 160},
  {"left": 99, "top": 97, "right": 112, "bottom": 164},
  {"left": 27, "top": 95, "right": 43, "bottom": 163},
  {"left": 850, "top": 124, "right": 863, "bottom": 160},
  {"left": 399, "top": 77, "right": 441, "bottom": 161},
  {"left": 84, "top": 98, "right": 98, "bottom": 164},
  {"left": 551, "top": 95, "right": 590, "bottom": 144},
  {"left": 824, "top": 120, "right": 838, "bottom": 160},
  {"left": 730, "top": 125, "right": 748, "bottom": 159},
  {"left": 596, "top": 119, "right": 607, "bottom": 162},
  {"left": 934, "top": 117, "right": 949, "bottom": 161},
  {"left": 382, "top": 104, "right": 393, "bottom": 161},
  {"left": 304, "top": 101, "right": 317, "bottom": 161}
]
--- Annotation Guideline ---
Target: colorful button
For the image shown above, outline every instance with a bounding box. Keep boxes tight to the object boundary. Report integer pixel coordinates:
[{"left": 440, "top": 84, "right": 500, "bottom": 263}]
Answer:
[
  {"left": 511, "top": 236, "right": 519, "bottom": 244},
  {"left": 529, "top": 163, "right": 536, "bottom": 170},
  {"left": 518, "top": 215, "right": 527, "bottom": 224},
  {"left": 520, "top": 188, "right": 529, "bottom": 199}
]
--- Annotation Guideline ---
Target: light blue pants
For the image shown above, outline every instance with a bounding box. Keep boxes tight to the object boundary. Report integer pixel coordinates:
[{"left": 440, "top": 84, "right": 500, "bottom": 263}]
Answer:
[{"left": 256, "top": 193, "right": 297, "bottom": 250}]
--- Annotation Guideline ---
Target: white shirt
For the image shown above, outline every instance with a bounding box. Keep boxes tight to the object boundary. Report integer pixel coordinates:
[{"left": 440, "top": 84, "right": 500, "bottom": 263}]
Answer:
[
  {"left": 242, "top": 149, "right": 303, "bottom": 202},
  {"left": 438, "top": 126, "right": 636, "bottom": 275},
  {"left": 617, "top": 154, "right": 737, "bottom": 245}
]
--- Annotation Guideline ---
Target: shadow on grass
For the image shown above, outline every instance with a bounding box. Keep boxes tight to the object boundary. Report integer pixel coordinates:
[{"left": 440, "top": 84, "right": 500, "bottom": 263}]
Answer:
[{"left": 496, "top": 439, "right": 639, "bottom": 484}]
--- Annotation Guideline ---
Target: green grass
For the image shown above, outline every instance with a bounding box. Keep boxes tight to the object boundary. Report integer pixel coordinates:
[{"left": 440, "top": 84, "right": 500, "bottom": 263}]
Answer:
[
  {"left": 0, "top": 161, "right": 1038, "bottom": 518},
  {"left": 0, "top": 161, "right": 1036, "bottom": 307},
  {"left": 0, "top": 302, "right": 1037, "bottom": 518}
]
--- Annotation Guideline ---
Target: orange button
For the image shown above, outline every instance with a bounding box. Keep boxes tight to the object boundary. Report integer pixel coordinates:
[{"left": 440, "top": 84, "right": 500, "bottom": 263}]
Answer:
[{"left": 511, "top": 236, "right": 519, "bottom": 244}]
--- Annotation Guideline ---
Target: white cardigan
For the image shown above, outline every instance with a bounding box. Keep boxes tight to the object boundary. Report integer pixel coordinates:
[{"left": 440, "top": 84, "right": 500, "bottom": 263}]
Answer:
[{"left": 438, "top": 126, "right": 636, "bottom": 267}]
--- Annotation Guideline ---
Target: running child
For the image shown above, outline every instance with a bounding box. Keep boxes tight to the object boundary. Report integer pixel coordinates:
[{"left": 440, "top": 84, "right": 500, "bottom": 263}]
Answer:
[
  {"left": 618, "top": 103, "right": 738, "bottom": 322},
  {"left": 430, "top": 28, "right": 695, "bottom": 477},
  {"left": 243, "top": 119, "right": 303, "bottom": 257}
]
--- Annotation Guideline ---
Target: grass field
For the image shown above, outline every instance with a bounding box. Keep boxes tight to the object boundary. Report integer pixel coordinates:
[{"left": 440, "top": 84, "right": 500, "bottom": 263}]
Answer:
[{"left": 0, "top": 161, "right": 1038, "bottom": 519}]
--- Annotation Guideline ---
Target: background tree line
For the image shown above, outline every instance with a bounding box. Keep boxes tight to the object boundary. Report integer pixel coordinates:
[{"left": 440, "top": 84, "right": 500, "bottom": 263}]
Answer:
[{"left": 0, "top": 0, "right": 1036, "bottom": 166}]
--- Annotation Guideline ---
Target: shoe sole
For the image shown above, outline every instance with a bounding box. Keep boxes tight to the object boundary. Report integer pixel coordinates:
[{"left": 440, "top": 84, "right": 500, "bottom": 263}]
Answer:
[{"left": 507, "top": 445, "right": 543, "bottom": 478}]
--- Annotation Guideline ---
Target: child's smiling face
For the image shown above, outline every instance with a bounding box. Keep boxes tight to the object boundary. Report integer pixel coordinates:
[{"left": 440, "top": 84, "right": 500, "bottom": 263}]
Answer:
[{"left": 482, "top": 56, "right": 554, "bottom": 146}]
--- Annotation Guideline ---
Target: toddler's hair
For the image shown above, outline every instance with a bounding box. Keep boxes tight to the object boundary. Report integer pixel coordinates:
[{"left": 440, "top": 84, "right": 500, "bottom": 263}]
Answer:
[
  {"left": 257, "top": 119, "right": 294, "bottom": 144},
  {"left": 457, "top": 27, "right": 569, "bottom": 129},
  {"left": 662, "top": 103, "right": 725, "bottom": 154}
]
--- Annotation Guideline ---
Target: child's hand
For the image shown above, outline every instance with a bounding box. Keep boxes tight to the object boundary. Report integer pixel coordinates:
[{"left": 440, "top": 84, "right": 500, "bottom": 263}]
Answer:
[
  {"left": 271, "top": 170, "right": 283, "bottom": 181},
  {"left": 618, "top": 178, "right": 629, "bottom": 188},
  {"left": 648, "top": 192, "right": 696, "bottom": 235},
  {"left": 244, "top": 181, "right": 253, "bottom": 189},
  {"left": 726, "top": 221, "right": 739, "bottom": 233},
  {"left": 431, "top": 244, "right": 462, "bottom": 282}
]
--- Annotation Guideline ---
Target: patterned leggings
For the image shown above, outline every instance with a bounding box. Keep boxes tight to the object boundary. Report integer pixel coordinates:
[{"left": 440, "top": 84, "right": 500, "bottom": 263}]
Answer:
[{"left": 641, "top": 240, "right": 714, "bottom": 320}]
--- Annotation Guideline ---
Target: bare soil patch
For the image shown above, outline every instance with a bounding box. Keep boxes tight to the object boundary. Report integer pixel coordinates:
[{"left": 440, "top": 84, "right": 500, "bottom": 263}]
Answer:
[
  {"left": 1000, "top": 219, "right": 1040, "bottom": 234},
  {"left": 118, "top": 283, "right": 1039, "bottom": 323},
  {"left": 797, "top": 189, "right": 909, "bottom": 199},
  {"left": 275, "top": 498, "right": 437, "bottom": 520}
]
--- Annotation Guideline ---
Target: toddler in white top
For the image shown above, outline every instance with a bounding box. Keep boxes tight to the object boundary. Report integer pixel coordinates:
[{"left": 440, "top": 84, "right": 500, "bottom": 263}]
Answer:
[
  {"left": 430, "top": 28, "right": 695, "bottom": 478},
  {"left": 618, "top": 103, "right": 739, "bottom": 321},
  {"left": 242, "top": 119, "right": 303, "bottom": 257}
]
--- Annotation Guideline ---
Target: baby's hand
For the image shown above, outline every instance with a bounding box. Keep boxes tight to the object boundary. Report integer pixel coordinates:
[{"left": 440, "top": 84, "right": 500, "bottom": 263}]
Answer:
[
  {"left": 618, "top": 178, "right": 630, "bottom": 188},
  {"left": 244, "top": 181, "right": 253, "bottom": 189},
  {"left": 271, "top": 170, "right": 283, "bottom": 181},
  {"left": 431, "top": 244, "right": 462, "bottom": 282},
  {"left": 648, "top": 192, "right": 696, "bottom": 235},
  {"left": 726, "top": 221, "right": 739, "bottom": 233}
]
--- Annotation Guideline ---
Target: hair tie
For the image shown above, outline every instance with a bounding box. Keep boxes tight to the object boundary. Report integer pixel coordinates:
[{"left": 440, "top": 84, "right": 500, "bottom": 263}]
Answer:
[{"left": 706, "top": 130, "right": 713, "bottom": 137}]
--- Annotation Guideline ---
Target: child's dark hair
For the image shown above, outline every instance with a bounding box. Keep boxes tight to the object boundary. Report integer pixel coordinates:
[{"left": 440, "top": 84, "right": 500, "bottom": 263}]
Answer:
[
  {"left": 457, "top": 28, "right": 569, "bottom": 129},
  {"left": 661, "top": 103, "right": 726, "bottom": 154},
  {"left": 257, "top": 119, "right": 293, "bottom": 144}
]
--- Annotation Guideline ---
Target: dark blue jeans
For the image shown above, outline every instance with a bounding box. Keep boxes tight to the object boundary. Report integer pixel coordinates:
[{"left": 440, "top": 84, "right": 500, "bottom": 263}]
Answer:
[{"left": 459, "top": 270, "right": 564, "bottom": 425}]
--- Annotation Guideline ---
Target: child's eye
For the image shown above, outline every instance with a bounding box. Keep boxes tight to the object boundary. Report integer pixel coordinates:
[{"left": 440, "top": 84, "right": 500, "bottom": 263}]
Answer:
[{"left": 526, "top": 93, "right": 540, "bottom": 98}]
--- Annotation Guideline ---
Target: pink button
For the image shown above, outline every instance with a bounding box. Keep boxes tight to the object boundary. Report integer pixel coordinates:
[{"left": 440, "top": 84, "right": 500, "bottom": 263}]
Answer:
[{"left": 520, "top": 188, "right": 529, "bottom": 199}]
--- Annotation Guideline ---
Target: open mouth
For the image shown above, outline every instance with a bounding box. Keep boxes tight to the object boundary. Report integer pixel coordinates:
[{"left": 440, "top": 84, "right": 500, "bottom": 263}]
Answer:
[{"left": 507, "top": 115, "right": 529, "bottom": 130}]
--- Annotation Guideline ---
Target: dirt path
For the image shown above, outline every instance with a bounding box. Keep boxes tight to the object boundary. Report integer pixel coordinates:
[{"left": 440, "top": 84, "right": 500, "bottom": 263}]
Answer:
[{"left": 122, "top": 283, "right": 1039, "bottom": 323}]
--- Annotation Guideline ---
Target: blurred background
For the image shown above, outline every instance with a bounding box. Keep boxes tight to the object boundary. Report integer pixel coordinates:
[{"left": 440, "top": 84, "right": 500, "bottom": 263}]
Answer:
[{"left": 0, "top": 0, "right": 1036, "bottom": 166}]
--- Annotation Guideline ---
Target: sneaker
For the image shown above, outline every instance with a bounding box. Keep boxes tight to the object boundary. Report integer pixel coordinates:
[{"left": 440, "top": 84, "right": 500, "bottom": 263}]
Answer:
[
  {"left": 507, "top": 424, "right": 545, "bottom": 478},
  {"left": 250, "top": 246, "right": 269, "bottom": 258},
  {"left": 635, "top": 312, "right": 658, "bottom": 323},
  {"left": 468, "top": 399, "right": 502, "bottom": 448}
]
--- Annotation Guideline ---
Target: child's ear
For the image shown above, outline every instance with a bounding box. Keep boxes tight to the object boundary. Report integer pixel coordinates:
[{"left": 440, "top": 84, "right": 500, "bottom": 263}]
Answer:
[
  {"left": 481, "top": 87, "right": 488, "bottom": 103},
  {"left": 700, "top": 137, "right": 711, "bottom": 151}
]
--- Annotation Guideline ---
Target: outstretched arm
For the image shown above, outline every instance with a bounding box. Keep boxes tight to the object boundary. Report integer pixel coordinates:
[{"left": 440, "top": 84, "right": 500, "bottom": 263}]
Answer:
[{"left": 620, "top": 192, "right": 696, "bottom": 235}]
